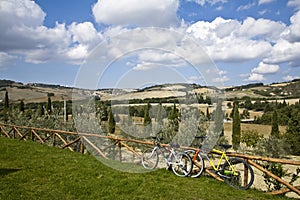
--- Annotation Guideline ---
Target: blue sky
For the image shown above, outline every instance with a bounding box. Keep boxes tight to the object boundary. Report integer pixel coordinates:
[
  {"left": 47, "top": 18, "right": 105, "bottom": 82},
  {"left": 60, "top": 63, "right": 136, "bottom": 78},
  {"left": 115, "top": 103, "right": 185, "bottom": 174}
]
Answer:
[{"left": 0, "top": 0, "right": 300, "bottom": 89}]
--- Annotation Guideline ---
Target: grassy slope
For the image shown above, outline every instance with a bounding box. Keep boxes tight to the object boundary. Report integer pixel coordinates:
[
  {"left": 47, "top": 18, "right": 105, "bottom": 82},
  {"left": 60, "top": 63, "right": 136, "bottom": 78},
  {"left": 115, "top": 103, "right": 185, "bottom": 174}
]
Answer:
[{"left": 0, "top": 137, "right": 290, "bottom": 200}]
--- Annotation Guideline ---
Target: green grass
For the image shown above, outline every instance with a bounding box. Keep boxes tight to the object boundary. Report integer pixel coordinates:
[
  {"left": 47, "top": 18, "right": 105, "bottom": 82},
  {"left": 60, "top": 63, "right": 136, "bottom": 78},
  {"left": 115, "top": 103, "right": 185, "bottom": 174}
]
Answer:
[{"left": 0, "top": 137, "right": 291, "bottom": 200}]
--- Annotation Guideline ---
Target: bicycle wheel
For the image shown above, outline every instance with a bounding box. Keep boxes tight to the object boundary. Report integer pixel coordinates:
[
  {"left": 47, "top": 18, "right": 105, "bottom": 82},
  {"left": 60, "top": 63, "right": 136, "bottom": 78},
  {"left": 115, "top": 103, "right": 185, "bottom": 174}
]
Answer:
[
  {"left": 185, "top": 150, "right": 205, "bottom": 178},
  {"left": 141, "top": 148, "right": 159, "bottom": 170},
  {"left": 221, "top": 157, "right": 254, "bottom": 190},
  {"left": 171, "top": 152, "right": 193, "bottom": 177}
]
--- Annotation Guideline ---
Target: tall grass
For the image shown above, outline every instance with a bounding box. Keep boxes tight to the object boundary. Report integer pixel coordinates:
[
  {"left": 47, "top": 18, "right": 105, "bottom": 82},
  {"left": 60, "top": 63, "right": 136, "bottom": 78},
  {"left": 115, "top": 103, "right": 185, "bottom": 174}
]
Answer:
[{"left": 0, "top": 137, "right": 290, "bottom": 200}]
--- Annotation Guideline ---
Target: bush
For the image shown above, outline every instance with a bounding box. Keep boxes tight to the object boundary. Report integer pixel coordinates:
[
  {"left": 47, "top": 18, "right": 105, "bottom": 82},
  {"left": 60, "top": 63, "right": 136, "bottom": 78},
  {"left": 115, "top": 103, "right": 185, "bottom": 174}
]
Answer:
[
  {"left": 263, "top": 163, "right": 287, "bottom": 191},
  {"left": 241, "top": 129, "right": 263, "bottom": 148},
  {"left": 255, "top": 135, "right": 289, "bottom": 158}
]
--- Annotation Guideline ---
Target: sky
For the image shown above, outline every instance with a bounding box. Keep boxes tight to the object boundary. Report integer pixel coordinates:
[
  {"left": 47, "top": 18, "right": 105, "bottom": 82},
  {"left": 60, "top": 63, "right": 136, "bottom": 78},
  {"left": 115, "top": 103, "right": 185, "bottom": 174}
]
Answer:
[{"left": 0, "top": 0, "right": 300, "bottom": 89}]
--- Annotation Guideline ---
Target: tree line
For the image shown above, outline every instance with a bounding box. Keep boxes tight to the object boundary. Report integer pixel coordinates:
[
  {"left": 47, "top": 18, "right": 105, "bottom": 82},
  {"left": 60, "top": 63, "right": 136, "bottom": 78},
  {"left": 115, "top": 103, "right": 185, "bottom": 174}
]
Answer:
[{"left": 1, "top": 91, "right": 300, "bottom": 156}]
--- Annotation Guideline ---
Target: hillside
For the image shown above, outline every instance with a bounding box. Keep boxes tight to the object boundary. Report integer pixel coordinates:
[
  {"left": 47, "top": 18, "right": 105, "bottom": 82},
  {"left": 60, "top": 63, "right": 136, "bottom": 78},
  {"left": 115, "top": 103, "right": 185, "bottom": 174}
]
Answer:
[
  {"left": 1, "top": 79, "right": 300, "bottom": 103},
  {"left": 0, "top": 137, "right": 289, "bottom": 200},
  {"left": 225, "top": 80, "right": 300, "bottom": 99}
]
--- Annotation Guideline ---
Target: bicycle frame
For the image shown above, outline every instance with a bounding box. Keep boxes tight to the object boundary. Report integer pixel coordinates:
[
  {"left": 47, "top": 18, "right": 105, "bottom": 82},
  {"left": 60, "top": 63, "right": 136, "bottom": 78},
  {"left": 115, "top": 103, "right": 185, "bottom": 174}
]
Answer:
[
  {"left": 154, "top": 144, "right": 179, "bottom": 166},
  {"left": 192, "top": 148, "right": 238, "bottom": 175}
]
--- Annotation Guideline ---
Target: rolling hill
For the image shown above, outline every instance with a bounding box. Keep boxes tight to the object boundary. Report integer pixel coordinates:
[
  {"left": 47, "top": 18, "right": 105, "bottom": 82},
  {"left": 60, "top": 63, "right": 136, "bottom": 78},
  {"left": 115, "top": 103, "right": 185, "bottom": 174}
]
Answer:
[{"left": 1, "top": 79, "right": 300, "bottom": 104}]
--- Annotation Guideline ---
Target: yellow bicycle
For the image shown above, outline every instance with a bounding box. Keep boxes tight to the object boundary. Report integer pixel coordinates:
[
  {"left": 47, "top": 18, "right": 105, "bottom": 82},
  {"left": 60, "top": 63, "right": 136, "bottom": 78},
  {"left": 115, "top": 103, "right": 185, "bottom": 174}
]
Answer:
[{"left": 186, "top": 136, "right": 254, "bottom": 190}]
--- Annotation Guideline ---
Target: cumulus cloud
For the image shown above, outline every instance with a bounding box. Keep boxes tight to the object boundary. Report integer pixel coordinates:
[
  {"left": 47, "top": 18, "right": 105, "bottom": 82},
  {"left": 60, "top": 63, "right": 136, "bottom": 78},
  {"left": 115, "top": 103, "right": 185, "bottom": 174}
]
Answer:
[
  {"left": 245, "top": 73, "right": 265, "bottom": 82},
  {"left": 239, "top": 17, "right": 286, "bottom": 42},
  {"left": 281, "top": 11, "right": 300, "bottom": 42},
  {"left": 0, "top": 0, "right": 299, "bottom": 82},
  {"left": 186, "top": 17, "right": 277, "bottom": 62},
  {"left": 263, "top": 39, "right": 300, "bottom": 66},
  {"left": 130, "top": 50, "right": 186, "bottom": 71},
  {"left": 137, "top": 50, "right": 185, "bottom": 66},
  {"left": 92, "top": 0, "right": 179, "bottom": 27},
  {"left": 69, "top": 22, "right": 102, "bottom": 45},
  {"left": 0, "top": 0, "right": 105, "bottom": 64},
  {"left": 252, "top": 62, "right": 279, "bottom": 74},
  {"left": 0, "top": 0, "right": 72, "bottom": 63},
  {"left": 0, "top": 0, "right": 45, "bottom": 28},
  {"left": 288, "top": 0, "right": 300, "bottom": 10}
]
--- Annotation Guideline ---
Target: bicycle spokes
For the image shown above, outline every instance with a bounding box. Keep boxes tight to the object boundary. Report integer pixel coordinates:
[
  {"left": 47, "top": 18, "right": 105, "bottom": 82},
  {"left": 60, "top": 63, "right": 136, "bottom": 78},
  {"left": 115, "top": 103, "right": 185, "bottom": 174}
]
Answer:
[{"left": 222, "top": 158, "right": 254, "bottom": 190}]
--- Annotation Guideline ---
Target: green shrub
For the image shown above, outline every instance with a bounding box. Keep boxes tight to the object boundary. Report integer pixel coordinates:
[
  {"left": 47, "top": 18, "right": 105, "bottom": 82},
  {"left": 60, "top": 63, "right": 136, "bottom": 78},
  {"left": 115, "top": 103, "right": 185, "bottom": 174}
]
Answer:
[{"left": 241, "top": 129, "right": 263, "bottom": 148}]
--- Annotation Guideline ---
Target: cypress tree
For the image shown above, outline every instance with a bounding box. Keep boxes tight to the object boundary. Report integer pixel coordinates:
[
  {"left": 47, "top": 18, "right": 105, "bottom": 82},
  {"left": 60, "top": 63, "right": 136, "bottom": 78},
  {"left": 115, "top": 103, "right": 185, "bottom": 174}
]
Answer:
[
  {"left": 214, "top": 100, "right": 224, "bottom": 137},
  {"left": 168, "top": 103, "right": 179, "bottom": 132},
  {"left": 206, "top": 107, "right": 210, "bottom": 120},
  {"left": 19, "top": 100, "right": 25, "bottom": 112},
  {"left": 47, "top": 96, "right": 52, "bottom": 113},
  {"left": 271, "top": 109, "right": 280, "bottom": 137},
  {"left": 143, "top": 102, "right": 151, "bottom": 126},
  {"left": 108, "top": 107, "right": 115, "bottom": 133},
  {"left": 4, "top": 91, "right": 9, "bottom": 109},
  {"left": 232, "top": 101, "right": 241, "bottom": 150},
  {"left": 156, "top": 101, "right": 163, "bottom": 125},
  {"left": 286, "top": 110, "right": 300, "bottom": 155}
]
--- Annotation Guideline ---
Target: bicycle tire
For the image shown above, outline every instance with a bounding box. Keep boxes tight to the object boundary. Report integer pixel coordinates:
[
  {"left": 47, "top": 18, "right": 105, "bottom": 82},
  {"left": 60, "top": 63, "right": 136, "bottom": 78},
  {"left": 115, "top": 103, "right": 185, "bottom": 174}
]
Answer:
[
  {"left": 141, "top": 148, "right": 159, "bottom": 170},
  {"left": 171, "top": 152, "right": 193, "bottom": 177},
  {"left": 186, "top": 150, "right": 205, "bottom": 178},
  {"left": 221, "top": 157, "right": 254, "bottom": 190}
]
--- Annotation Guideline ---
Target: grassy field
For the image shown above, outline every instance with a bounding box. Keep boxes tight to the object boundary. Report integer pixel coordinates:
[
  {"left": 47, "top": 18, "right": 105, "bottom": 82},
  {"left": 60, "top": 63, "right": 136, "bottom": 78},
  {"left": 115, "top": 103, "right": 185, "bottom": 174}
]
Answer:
[{"left": 0, "top": 137, "right": 292, "bottom": 200}]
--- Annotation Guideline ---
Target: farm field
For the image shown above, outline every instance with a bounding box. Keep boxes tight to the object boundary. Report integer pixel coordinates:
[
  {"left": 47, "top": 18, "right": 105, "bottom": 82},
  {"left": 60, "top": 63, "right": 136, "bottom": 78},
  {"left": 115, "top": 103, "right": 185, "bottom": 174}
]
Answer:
[{"left": 223, "top": 122, "right": 287, "bottom": 141}]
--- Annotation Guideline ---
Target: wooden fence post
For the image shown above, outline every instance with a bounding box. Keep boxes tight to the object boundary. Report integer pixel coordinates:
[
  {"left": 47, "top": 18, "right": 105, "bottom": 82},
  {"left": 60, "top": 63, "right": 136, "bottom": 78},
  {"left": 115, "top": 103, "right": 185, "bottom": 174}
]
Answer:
[
  {"left": 80, "top": 140, "right": 85, "bottom": 154},
  {"left": 52, "top": 133, "right": 56, "bottom": 147},
  {"left": 244, "top": 159, "right": 249, "bottom": 187},
  {"left": 118, "top": 141, "right": 122, "bottom": 162}
]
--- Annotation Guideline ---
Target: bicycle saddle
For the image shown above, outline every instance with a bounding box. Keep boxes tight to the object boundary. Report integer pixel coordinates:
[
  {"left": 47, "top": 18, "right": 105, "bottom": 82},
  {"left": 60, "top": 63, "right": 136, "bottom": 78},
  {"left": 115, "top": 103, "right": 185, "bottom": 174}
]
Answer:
[{"left": 219, "top": 144, "right": 232, "bottom": 150}]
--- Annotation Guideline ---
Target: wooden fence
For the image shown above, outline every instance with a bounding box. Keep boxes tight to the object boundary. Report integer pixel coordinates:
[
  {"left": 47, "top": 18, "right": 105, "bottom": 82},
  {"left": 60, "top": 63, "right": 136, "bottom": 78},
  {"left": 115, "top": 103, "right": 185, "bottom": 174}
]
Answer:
[{"left": 0, "top": 123, "right": 299, "bottom": 197}]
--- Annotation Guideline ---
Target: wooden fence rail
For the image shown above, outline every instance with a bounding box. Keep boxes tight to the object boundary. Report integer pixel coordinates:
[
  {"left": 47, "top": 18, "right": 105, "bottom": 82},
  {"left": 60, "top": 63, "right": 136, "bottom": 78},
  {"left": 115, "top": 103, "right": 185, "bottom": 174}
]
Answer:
[{"left": 0, "top": 123, "right": 299, "bottom": 197}]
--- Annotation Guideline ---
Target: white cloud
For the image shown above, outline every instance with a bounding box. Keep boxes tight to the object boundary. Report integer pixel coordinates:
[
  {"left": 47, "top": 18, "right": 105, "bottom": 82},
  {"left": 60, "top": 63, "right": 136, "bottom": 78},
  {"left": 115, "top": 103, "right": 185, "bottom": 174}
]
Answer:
[
  {"left": 69, "top": 22, "right": 102, "bottom": 45},
  {"left": 213, "top": 76, "right": 229, "bottom": 83},
  {"left": 137, "top": 50, "right": 185, "bottom": 66},
  {"left": 252, "top": 62, "right": 279, "bottom": 74},
  {"left": 132, "top": 62, "right": 162, "bottom": 71},
  {"left": 245, "top": 73, "right": 265, "bottom": 82},
  {"left": 288, "top": 0, "right": 300, "bottom": 10},
  {"left": 95, "top": 27, "right": 213, "bottom": 69},
  {"left": 237, "top": 2, "right": 255, "bottom": 11},
  {"left": 283, "top": 75, "right": 300, "bottom": 81},
  {"left": 0, "top": 0, "right": 105, "bottom": 64},
  {"left": 263, "top": 39, "right": 300, "bottom": 66},
  {"left": 186, "top": 17, "right": 275, "bottom": 62},
  {"left": 0, "top": 0, "right": 72, "bottom": 63},
  {"left": 258, "top": 9, "right": 268, "bottom": 15},
  {"left": 92, "top": 0, "right": 179, "bottom": 27},
  {"left": 281, "top": 11, "right": 300, "bottom": 42},
  {"left": 66, "top": 44, "right": 88, "bottom": 61},
  {"left": 0, "top": 52, "right": 16, "bottom": 67},
  {"left": 186, "top": 0, "right": 227, "bottom": 6},
  {"left": 258, "top": 0, "right": 275, "bottom": 5},
  {"left": 0, "top": 0, "right": 298, "bottom": 83},
  {"left": 205, "top": 68, "right": 228, "bottom": 83},
  {"left": 238, "top": 17, "right": 286, "bottom": 42},
  {"left": 0, "top": 0, "right": 45, "bottom": 28}
]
